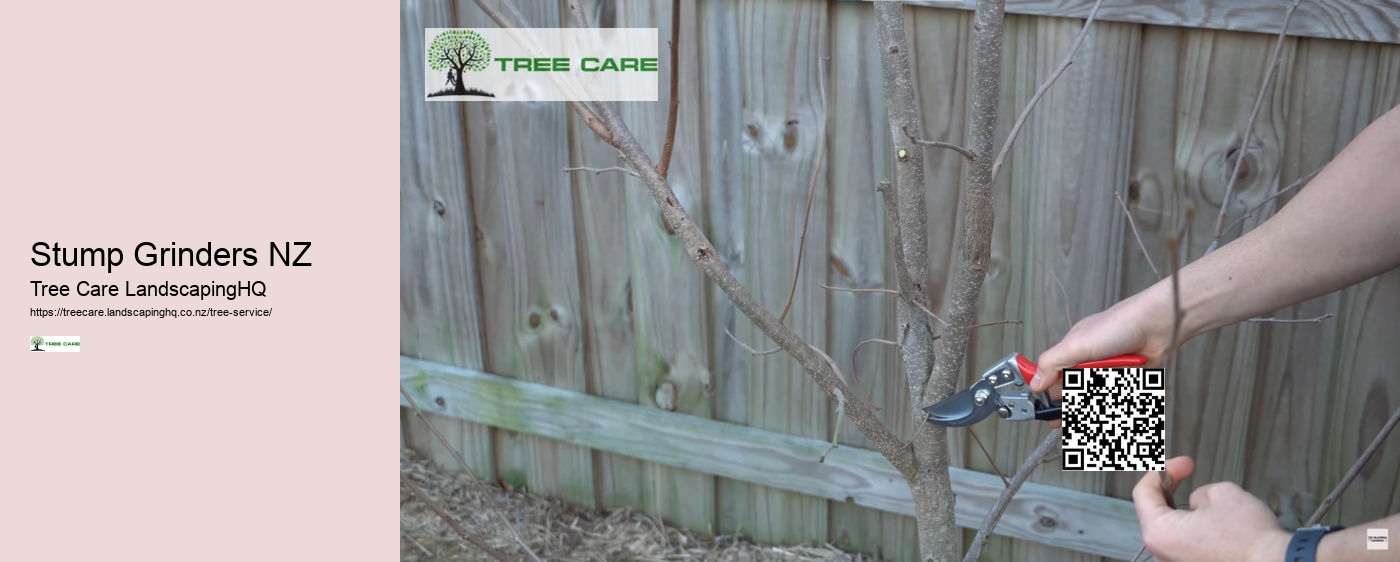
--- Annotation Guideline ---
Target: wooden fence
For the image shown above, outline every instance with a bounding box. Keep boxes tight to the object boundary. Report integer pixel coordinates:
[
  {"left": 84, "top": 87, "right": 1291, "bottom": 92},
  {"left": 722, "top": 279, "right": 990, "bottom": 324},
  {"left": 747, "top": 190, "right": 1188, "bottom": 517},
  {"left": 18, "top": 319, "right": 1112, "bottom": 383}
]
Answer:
[{"left": 400, "top": 1, "right": 1400, "bottom": 560}]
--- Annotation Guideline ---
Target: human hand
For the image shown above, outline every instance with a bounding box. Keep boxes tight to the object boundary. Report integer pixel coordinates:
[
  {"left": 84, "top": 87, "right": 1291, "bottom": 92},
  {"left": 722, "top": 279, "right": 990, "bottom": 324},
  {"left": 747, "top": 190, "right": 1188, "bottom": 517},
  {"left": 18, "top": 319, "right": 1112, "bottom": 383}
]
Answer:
[
  {"left": 1134, "top": 456, "right": 1291, "bottom": 562},
  {"left": 1029, "top": 291, "right": 1172, "bottom": 427}
]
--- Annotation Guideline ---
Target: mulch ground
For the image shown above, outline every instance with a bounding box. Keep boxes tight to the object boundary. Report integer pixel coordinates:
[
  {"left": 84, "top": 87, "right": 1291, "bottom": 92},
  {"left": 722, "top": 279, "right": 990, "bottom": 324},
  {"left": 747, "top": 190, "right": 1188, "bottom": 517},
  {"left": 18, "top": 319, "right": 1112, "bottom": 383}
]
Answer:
[{"left": 400, "top": 448, "right": 886, "bottom": 561}]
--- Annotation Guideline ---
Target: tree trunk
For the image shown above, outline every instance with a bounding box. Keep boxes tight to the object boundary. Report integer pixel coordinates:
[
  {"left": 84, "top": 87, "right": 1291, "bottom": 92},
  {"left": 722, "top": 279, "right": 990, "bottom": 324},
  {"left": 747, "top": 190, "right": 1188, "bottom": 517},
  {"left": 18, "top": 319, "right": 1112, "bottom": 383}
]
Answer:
[
  {"left": 912, "top": 428, "right": 959, "bottom": 561},
  {"left": 874, "top": 4, "right": 961, "bottom": 560},
  {"left": 453, "top": 67, "right": 468, "bottom": 94}
]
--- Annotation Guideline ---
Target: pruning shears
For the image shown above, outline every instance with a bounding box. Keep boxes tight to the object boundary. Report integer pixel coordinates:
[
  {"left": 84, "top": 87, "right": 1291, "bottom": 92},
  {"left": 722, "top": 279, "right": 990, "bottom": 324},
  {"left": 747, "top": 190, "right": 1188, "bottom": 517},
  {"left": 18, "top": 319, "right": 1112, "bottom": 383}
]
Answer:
[{"left": 922, "top": 352, "right": 1148, "bottom": 427}]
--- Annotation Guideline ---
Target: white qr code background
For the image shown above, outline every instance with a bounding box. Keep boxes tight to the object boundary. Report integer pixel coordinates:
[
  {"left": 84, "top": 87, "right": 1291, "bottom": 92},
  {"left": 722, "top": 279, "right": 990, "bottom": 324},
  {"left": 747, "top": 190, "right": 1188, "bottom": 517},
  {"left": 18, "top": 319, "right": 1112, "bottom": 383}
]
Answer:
[{"left": 1061, "top": 367, "right": 1166, "bottom": 471}]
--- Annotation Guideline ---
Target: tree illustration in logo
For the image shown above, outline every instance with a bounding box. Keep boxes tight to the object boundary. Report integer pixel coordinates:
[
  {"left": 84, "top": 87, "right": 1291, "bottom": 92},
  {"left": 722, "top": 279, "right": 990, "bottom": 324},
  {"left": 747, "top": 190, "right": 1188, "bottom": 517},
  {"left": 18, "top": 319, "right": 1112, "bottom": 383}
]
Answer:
[
  {"left": 428, "top": 29, "right": 496, "bottom": 97},
  {"left": 30, "top": 336, "right": 44, "bottom": 351}
]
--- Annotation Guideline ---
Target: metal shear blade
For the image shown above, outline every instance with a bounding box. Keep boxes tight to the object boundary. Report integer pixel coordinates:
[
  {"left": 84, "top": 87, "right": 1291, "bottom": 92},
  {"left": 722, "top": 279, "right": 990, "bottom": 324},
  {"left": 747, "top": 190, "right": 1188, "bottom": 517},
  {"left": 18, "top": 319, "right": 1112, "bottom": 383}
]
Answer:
[{"left": 922, "top": 379, "right": 999, "bottom": 427}]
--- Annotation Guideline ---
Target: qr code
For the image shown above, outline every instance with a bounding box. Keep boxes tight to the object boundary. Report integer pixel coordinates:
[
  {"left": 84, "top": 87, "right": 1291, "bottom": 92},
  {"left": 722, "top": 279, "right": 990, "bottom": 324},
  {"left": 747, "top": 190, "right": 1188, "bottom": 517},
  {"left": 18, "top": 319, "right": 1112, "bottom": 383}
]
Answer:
[{"left": 1061, "top": 367, "right": 1165, "bottom": 471}]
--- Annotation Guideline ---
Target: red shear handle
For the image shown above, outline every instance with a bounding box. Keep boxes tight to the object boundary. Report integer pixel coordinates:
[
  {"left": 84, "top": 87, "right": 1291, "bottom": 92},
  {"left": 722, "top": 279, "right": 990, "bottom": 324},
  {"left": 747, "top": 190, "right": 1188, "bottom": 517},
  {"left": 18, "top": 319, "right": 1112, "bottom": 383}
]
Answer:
[{"left": 1013, "top": 353, "right": 1148, "bottom": 384}]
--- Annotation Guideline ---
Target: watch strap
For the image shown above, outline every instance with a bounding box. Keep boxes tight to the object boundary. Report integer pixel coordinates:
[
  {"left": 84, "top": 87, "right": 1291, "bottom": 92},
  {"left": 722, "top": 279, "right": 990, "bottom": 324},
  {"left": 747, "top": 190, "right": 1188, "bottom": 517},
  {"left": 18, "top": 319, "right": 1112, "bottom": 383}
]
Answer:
[{"left": 1286, "top": 525, "right": 1344, "bottom": 562}]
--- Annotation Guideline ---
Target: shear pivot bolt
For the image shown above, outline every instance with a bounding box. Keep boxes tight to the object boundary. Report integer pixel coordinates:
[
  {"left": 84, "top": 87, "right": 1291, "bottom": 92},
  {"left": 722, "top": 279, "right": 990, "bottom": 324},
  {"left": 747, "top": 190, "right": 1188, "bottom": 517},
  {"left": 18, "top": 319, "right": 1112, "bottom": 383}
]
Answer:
[
  {"left": 974, "top": 389, "right": 990, "bottom": 406},
  {"left": 997, "top": 406, "right": 1012, "bottom": 419}
]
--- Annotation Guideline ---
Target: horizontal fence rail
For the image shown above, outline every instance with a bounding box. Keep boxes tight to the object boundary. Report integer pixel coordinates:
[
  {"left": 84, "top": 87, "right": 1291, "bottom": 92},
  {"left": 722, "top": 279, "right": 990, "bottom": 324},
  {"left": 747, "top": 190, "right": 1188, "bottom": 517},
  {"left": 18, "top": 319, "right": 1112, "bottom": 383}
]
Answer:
[
  {"left": 400, "top": 356, "right": 1143, "bottom": 559},
  {"left": 900, "top": 0, "right": 1400, "bottom": 44}
]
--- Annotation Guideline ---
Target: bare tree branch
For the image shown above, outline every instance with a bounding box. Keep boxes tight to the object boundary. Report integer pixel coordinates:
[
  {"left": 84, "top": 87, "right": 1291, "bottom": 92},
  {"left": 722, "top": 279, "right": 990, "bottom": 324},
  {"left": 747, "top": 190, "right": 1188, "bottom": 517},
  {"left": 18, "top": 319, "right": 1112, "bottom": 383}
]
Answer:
[
  {"left": 1305, "top": 406, "right": 1400, "bottom": 526},
  {"left": 1116, "top": 190, "right": 1161, "bottom": 280},
  {"left": 723, "top": 325, "right": 782, "bottom": 356},
  {"left": 928, "top": 0, "right": 1005, "bottom": 405},
  {"left": 874, "top": 181, "right": 915, "bottom": 303},
  {"left": 401, "top": 472, "right": 511, "bottom": 562},
  {"left": 967, "top": 427, "right": 1010, "bottom": 486},
  {"left": 821, "top": 284, "right": 951, "bottom": 327},
  {"left": 1207, "top": 0, "right": 1302, "bottom": 254},
  {"left": 1224, "top": 164, "right": 1324, "bottom": 237},
  {"left": 563, "top": 166, "right": 639, "bottom": 178},
  {"left": 853, "top": 338, "right": 899, "bottom": 403},
  {"left": 902, "top": 125, "right": 977, "bottom": 162},
  {"left": 1161, "top": 224, "right": 1189, "bottom": 512},
  {"left": 656, "top": 0, "right": 681, "bottom": 180},
  {"left": 472, "top": 0, "right": 916, "bottom": 480},
  {"left": 990, "top": 0, "right": 1106, "bottom": 182},
  {"left": 1245, "top": 313, "right": 1333, "bottom": 324},
  {"left": 964, "top": 428, "right": 1062, "bottom": 562},
  {"left": 876, "top": 1, "right": 962, "bottom": 557},
  {"left": 1048, "top": 265, "right": 1074, "bottom": 326},
  {"left": 779, "top": 56, "right": 830, "bottom": 325}
]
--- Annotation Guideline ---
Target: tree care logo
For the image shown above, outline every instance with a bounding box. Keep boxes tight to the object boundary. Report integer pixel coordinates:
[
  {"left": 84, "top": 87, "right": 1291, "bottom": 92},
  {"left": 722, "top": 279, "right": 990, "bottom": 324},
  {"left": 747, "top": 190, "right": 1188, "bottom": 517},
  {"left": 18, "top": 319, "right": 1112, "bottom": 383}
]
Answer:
[
  {"left": 30, "top": 335, "right": 80, "bottom": 352},
  {"left": 427, "top": 29, "right": 496, "bottom": 98},
  {"left": 424, "top": 28, "right": 658, "bottom": 102}
]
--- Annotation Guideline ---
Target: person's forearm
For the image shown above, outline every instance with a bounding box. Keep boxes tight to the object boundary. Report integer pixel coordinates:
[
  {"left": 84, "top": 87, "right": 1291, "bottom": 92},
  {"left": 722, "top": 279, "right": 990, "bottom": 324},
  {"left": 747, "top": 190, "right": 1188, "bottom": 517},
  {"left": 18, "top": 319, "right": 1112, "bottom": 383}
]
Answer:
[{"left": 1136, "top": 105, "right": 1400, "bottom": 344}]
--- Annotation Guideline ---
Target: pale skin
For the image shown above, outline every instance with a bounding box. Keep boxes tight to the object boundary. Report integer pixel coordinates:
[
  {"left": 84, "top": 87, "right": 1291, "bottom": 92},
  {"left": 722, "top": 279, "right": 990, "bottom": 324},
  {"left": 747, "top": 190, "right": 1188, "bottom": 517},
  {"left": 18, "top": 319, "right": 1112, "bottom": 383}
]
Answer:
[{"left": 1029, "top": 103, "right": 1400, "bottom": 561}]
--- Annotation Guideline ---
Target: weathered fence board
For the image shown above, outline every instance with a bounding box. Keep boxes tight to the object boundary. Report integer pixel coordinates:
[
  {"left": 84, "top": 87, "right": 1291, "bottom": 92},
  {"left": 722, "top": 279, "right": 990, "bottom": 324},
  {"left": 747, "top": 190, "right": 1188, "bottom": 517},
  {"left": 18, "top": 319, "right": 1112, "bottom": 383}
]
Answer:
[
  {"left": 704, "top": 0, "right": 836, "bottom": 546},
  {"left": 399, "top": 0, "right": 493, "bottom": 479},
  {"left": 402, "top": 1, "right": 1400, "bottom": 558},
  {"left": 903, "top": 0, "right": 1400, "bottom": 45},
  {"left": 456, "top": 0, "right": 596, "bottom": 509},
  {"left": 401, "top": 356, "right": 1146, "bottom": 559}
]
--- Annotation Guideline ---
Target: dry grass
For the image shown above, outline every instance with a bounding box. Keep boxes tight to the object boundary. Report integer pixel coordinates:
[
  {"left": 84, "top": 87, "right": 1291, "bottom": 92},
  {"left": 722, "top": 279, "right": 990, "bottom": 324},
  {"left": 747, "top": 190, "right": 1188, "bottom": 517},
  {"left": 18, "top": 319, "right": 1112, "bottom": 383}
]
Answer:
[{"left": 401, "top": 448, "right": 887, "bottom": 561}]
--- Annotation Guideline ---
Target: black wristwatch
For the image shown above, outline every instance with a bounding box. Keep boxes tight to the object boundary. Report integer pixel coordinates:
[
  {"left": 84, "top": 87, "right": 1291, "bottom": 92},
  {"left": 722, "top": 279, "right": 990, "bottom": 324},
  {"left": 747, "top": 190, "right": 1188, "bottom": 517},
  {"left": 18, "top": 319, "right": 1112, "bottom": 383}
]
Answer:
[{"left": 1286, "top": 525, "right": 1344, "bottom": 562}]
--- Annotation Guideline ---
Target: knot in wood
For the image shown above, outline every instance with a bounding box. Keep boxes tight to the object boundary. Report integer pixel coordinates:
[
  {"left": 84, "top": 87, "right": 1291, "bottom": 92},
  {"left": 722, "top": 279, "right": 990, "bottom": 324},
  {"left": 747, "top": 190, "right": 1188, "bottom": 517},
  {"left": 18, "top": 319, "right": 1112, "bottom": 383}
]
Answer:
[{"left": 654, "top": 381, "right": 677, "bottom": 411}]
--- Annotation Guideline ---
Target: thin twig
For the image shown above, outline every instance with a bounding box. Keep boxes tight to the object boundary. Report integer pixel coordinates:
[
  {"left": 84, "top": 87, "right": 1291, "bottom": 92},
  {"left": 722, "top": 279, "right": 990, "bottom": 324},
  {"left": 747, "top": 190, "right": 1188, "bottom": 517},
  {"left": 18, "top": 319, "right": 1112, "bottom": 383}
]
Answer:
[
  {"left": 969, "top": 319, "right": 1022, "bottom": 330},
  {"left": 1246, "top": 313, "right": 1333, "bottom": 324},
  {"left": 400, "top": 387, "right": 543, "bottom": 561},
  {"left": 964, "top": 428, "right": 1062, "bottom": 562},
  {"left": 1162, "top": 231, "right": 1185, "bottom": 512},
  {"left": 990, "top": 0, "right": 1106, "bottom": 182},
  {"left": 563, "top": 166, "right": 640, "bottom": 178},
  {"left": 820, "top": 284, "right": 951, "bottom": 327},
  {"left": 476, "top": 0, "right": 916, "bottom": 483},
  {"left": 778, "top": 56, "right": 830, "bottom": 325},
  {"left": 1116, "top": 190, "right": 1161, "bottom": 280},
  {"left": 823, "top": 285, "right": 899, "bottom": 295},
  {"left": 1305, "top": 406, "right": 1400, "bottom": 525},
  {"left": 874, "top": 181, "right": 915, "bottom": 303},
  {"left": 902, "top": 125, "right": 976, "bottom": 162},
  {"left": 811, "top": 344, "right": 855, "bottom": 397},
  {"left": 1048, "top": 266, "right": 1074, "bottom": 326},
  {"left": 812, "top": 344, "right": 855, "bottom": 456},
  {"left": 852, "top": 337, "right": 899, "bottom": 409},
  {"left": 402, "top": 531, "right": 434, "bottom": 557},
  {"left": 656, "top": 0, "right": 680, "bottom": 180},
  {"left": 401, "top": 472, "right": 511, "bottom": 562},
  {"left": 1165, "top": 239, "right": 1186, "bottom": 358},
  {"left": 1207, "top": 0, "right": 1303, "bottom": 254},
  {"left": 724, "top": 325, "right": 782, "bottom": 356},
  {"left": 1225, "top": 165, "right": 1324, "bottom": 236},
  {"left": 967, "top": 427, "right": 1010, "bottom": 486}
]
